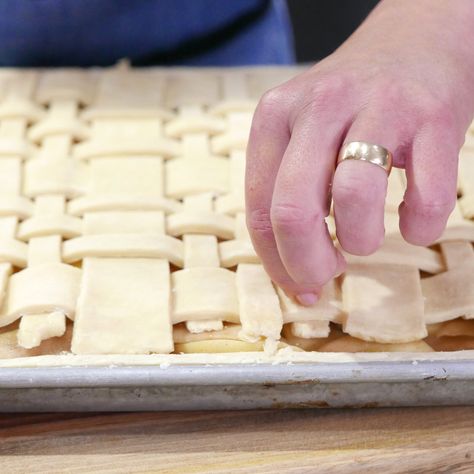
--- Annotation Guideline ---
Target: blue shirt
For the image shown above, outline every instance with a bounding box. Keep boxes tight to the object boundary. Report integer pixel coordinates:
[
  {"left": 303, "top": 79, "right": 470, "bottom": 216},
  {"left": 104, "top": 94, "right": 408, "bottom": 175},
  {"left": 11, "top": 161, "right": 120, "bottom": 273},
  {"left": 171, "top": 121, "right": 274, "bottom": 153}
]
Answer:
[{"left": 0, "top": 0, "right": 295, "bottom": 66}]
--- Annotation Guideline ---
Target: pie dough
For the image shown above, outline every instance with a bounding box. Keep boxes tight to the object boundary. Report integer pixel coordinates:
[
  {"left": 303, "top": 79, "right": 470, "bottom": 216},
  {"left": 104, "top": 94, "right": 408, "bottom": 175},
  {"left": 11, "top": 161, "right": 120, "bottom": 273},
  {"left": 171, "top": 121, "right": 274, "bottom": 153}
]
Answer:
[
  {"left": 342, "top": 264, "right": 427, "bottom": 343},
  {"left": 0, "top": 63, "right": 472, "bottom": 362},
  {"left": 71, "top": 257, "right": 173, "bottom": 354}
]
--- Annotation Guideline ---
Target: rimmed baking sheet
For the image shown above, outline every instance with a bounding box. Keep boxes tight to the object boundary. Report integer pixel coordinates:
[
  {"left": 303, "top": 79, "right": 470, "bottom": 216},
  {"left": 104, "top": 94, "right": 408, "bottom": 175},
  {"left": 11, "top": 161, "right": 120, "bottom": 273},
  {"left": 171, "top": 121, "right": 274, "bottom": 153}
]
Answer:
[{"left": 1, "top": 352, "right": 474, "bottom": 411}]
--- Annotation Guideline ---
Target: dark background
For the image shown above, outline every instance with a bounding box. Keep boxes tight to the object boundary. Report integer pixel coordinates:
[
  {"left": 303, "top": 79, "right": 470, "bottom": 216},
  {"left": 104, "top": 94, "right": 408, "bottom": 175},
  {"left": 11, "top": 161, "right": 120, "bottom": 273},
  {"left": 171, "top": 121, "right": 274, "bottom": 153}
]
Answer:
[{"left": 287, "top": 0, "right": 380, "bottom": 62}]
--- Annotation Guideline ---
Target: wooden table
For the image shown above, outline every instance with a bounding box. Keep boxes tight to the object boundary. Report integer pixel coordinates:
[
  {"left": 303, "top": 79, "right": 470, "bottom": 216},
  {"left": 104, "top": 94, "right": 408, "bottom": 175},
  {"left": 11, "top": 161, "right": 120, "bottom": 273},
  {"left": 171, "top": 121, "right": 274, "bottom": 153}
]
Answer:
[{"left": 1, "top": 408, "right": 473, "bottom": 473}]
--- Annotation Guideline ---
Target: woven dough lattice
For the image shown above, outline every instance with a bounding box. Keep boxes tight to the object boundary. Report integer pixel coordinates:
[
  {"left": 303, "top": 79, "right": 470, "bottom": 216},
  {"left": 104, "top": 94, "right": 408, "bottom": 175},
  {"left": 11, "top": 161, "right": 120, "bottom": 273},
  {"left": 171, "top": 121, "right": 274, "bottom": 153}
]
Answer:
[{"left": 0, "top": 64, "right": 473, "bottom": 359}]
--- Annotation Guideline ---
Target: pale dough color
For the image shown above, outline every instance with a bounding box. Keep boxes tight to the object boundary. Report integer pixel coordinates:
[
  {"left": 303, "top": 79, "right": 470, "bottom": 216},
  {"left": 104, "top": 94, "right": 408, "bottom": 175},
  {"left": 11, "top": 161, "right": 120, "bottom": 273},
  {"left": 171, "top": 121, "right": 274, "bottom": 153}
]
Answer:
[{"left": 0, "top": 63, "right": 472, "bottom": 365}]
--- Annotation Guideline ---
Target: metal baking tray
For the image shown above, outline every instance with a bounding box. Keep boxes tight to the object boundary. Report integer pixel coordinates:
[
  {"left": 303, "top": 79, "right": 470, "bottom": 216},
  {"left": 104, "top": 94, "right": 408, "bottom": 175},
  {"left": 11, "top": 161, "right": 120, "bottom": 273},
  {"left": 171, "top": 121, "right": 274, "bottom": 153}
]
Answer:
[{"left": 0, "top": 352, "right": 473, "bottom": 411}]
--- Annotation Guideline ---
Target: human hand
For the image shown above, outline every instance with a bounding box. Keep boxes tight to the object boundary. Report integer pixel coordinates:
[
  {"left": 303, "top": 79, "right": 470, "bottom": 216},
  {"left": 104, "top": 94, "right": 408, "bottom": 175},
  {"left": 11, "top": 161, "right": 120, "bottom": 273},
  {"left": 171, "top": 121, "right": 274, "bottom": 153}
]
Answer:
[{"left": 245, "top": 0, "right": 474, "bottom": 305}]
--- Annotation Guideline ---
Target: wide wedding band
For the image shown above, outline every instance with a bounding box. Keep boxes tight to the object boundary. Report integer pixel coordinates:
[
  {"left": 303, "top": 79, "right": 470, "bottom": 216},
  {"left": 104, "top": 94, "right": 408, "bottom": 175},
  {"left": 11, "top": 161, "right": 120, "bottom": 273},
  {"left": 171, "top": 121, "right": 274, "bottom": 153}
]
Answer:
[{"left": 337, "top": 141, "right": 393, "bottom": 174}]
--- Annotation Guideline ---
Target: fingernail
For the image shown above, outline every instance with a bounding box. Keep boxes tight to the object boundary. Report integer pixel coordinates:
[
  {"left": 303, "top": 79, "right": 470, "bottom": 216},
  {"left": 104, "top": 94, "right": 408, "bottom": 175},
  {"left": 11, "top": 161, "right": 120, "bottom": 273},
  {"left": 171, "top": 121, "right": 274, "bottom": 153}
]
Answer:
[{"left": 296, "top": 293, "right": 319, "bottom": 306}]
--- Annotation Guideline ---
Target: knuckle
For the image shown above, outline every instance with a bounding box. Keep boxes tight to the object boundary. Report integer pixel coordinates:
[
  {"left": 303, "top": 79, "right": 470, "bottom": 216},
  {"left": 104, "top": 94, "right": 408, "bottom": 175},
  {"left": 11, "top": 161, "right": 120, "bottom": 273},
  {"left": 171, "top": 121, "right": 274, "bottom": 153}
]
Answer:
[
  {"left": 256, "top": 87, "right": 286, "bottom": 119},
  {"left": 421, "top": 95, "right": 456, "bottom": 128},
  {"left": 294, "top": 73, "right": 351, "bottom": 122},
  {"left": 252, "top": 86, "right": 289, "bottom": 133},
  {"left": 247, "top": 208, "right": 274, "bottom": 242},
  {"left": 311, "top": 73, "right": 348, "bottom": 99},
  {"left": 270, "top": 204, "right": 322, "bottom": 235},
  {"left": 371, "top": 79, "right": 403, "bottom": 106},
  {"left": 302, "top": 76, "right": 347, "bottom": 114}
]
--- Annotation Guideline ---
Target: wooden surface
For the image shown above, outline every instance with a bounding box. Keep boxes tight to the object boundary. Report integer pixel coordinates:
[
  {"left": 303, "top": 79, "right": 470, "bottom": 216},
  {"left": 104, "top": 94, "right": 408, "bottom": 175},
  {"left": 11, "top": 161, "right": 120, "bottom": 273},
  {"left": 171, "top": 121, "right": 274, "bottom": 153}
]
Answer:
[{"left": 1, "top": 408, "right": 473, "bottom": 473}]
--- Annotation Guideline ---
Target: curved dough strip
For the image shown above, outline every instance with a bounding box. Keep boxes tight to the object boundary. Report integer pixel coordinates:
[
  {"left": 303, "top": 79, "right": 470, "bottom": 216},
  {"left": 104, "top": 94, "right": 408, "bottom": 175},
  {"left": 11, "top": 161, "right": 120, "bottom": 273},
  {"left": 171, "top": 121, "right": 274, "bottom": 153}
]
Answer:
[
  {"left": 63, "top": 233, "right": 184, "bottom": 267},
  {"left": 82, "top": 109, "right": 173, "bottom": 122},
  {"left": 83, "top": 211, "right": 165, "bottom": 235},
  {"left": 209, "top": 100, "right": 256, "bottom": 116},
  {"left": 215, "top": 193, "right": 244, "bottom": 216},
  {"left": 165, "top": 116, "right": 225, "bottom": 138},
  {"left": 0, "top": 238, "right": 28, "bottom": 268},
  {"left": 18, "top": 214, "right": 82, "bottom": 240},
  {"left": 171, "top": 268, "right": 239, "bottom": 324},
  {"left": 68, "top": 195, "right": 181, "bottom": 216},
  {"left": 74, "top": 138, "right": 181, "bottom": 161},
  {"left": 0, "top": 138, "right": 31, "bottom": 158},
  {"left": 0, "top": 196, "right": 33, "bottom": 220},
  {"left": 0, "top": 262, "right": 81, "bottom": 328},
  {"left": 211, "top": 133, "right": 248, "bottom": 155},
  {"left": 28, "top": 118, "right": 88, "bottom": 143},
  {"left": 342, "top": 238, "right": 443, "bottom": 274},
  {"left": 0, "top": 98, "right": 43, "bottom": 122},
  {"left": 211, "top": 112, "right": 252, "bottom": 155},
  {"left": 167, "top": 211, "right": 234, "bottom": 240},
  {"left": 219, "top": 240, "right": 259, "bottom": 267}
]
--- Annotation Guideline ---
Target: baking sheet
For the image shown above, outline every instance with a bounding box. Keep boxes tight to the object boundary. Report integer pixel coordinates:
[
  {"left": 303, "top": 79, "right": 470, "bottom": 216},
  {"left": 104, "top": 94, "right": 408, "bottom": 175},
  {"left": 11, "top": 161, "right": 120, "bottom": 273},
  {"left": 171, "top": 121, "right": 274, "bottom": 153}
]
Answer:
[{"left": 1, "top": 352, "right": 474, "bottom": 411}]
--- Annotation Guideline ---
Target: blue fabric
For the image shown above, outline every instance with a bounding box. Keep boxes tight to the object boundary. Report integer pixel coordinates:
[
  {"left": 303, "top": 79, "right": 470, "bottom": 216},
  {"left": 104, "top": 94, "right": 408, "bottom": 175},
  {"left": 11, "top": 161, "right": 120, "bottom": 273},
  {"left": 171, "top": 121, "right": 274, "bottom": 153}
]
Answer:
[{"left": 0, "top": 0, "right": 295, "bottom": 66}]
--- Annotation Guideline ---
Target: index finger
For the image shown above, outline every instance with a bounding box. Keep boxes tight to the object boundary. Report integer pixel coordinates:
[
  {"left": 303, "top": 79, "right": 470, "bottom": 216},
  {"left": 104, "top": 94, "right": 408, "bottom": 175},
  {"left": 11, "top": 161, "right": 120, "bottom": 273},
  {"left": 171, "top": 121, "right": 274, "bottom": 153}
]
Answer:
[
  {"left": 270, "top": 104, "right": 347, "bottom": 292},
  {"left": 246, "top": 89, "right": 311, "bottom": 297}
]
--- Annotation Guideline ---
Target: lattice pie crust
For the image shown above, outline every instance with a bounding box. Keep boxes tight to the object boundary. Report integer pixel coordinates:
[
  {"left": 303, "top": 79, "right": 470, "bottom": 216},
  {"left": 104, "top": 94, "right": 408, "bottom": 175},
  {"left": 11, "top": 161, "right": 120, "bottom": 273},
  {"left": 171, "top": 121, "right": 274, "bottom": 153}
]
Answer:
[{"left": 0, "top": 63, "right": 473, "bottom": 366}]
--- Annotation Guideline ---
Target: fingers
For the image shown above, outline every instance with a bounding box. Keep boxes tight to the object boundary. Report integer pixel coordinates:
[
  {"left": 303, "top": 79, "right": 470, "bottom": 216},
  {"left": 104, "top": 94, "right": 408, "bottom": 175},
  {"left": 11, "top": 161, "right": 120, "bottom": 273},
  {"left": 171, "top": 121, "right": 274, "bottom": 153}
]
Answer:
[
  {"left": 399, "top": 119, "right": 459, "bottom": 245},
  {"left": 333, "top": 159, "right": 387, "bottom": 255},
  {"left": 333, "top": 108, "right": 460, "bottom": 250},
  {"left": 332, "top": 111, "right": 405, "bottom": 255},
  {"left": 270, "top": 104, "right": 348, "bottom": 291},
  {"left": 246, "top": 89, "right": 305, "bottom": 296}
]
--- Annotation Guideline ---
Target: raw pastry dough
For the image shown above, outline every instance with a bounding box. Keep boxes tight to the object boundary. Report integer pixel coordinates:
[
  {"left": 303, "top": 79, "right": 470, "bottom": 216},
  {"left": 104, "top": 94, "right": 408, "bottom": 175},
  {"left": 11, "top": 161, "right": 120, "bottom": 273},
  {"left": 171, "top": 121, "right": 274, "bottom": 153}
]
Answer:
[
  {"left": 71, "top": 258, "right": 173, "bottom": 354},
  {"left": 18, "top": 311, "right": 66, "bottom": 349},
  {"left": 422, "top": 267, "right": 474, "bottom": 323},
  {"left": 236, "top": 263, "right": 283, "bottom": 348},
  {"left": 342, "top": 264, "right": 427, "bottom": 343},
  {"left": 0, "top": 64, "right": 472, "bottom": 361}
]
